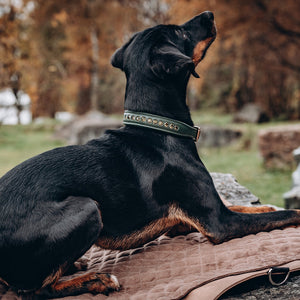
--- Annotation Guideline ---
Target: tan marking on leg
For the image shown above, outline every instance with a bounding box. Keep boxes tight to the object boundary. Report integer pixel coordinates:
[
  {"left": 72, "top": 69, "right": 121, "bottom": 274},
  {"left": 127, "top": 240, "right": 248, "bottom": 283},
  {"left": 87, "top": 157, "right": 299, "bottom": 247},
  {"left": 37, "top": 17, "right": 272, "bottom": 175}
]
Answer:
[
  {"left": 37, "top": 273, "right": 120, "bottom": 297},
  {"left": 53, "top": 273, "right": 119, "bottom": 293},
  {"left": 167, "top": 205, "right": 206, "bottom": 233},
  {"left": 96, "top": 217, "right": 174, "bottom": 250},
  {"left": 192, "top": 37, "right": 214, "bottom": 65},
  {"left": 41, "top": 266, "right": 64, "bottom": 288},
  {"left": 96, "top": 205, "right": 206, "bottom": 250},
  {"left": 228, "top": 206, "right": 276, "bottom": 213}
]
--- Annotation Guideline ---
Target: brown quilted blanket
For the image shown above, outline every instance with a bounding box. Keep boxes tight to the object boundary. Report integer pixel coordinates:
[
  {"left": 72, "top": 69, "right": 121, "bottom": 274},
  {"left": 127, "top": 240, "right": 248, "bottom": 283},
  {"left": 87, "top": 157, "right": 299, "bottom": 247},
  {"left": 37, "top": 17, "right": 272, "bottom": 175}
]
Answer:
[{"left": 1, "top": 227, "right": 300, "bottom": 300}]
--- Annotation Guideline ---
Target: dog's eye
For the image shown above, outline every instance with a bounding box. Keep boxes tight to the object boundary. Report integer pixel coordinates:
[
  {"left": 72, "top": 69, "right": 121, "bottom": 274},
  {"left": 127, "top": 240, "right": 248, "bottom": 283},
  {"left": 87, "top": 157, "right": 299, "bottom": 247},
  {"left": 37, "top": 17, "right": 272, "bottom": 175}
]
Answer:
[
  {"left": 175, "top": 29, "right": 181, "bottom": 36},
  {"left": 183, "top": 32, "right": 191, "bottom": 40},
  {"left": 175, "top": 29, "right": 190, "bottom": 41}
]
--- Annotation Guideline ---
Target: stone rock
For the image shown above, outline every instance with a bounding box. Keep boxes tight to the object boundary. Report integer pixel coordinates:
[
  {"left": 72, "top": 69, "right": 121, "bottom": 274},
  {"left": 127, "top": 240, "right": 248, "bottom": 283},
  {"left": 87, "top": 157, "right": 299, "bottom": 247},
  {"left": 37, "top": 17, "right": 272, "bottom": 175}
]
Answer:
[
  {"left": 221, "top": 272, "right": 300, "bottom": 299},
  {"left": 196, "top": 125, "right": 242, "bottom": 148},
  {"left": 211, "top": 172, "right": 260, "bottom": 206},
  {"left": 284, "top": 187, "right": 300, "bottom": 209},
  {"left": 291, "top": 147, "right": 300, "bottom": 187},
  {"left": 213, "top": 173, "right": 300, "bottom": 300},
  {"left": 284, "top": 147, "right": 300, "bottom": 209},
  {"left": 234, "top": 103, "right": 269, "bottom": 124},
  {"left": 258, "top": 124, "right": 300, "bottom": 169},
  {"left": 54, "top": 110, "right": 122, "bottom": 145}
]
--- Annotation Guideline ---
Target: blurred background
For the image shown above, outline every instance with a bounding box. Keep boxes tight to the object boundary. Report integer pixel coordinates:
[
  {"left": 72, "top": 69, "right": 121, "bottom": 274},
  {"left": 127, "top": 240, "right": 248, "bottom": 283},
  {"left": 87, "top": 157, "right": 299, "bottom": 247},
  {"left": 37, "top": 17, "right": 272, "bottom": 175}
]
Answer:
[{"left": 0, "top": 0, "right": 299, "bottom": 207}]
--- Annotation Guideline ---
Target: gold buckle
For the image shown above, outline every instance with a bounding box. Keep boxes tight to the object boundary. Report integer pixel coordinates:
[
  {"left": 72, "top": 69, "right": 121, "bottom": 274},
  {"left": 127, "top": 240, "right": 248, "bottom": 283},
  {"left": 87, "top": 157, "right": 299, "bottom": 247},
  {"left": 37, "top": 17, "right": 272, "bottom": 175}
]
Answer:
[{"left": 194, "top": 126, "right": 201, "bottom": 142}]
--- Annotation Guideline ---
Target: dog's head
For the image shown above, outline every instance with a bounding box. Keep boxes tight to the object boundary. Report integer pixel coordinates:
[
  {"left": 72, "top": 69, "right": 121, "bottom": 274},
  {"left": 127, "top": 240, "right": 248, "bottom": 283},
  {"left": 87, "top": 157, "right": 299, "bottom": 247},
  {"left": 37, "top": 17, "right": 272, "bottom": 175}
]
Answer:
[{"left": 111, "top": 11, "right": 216, "bottom": 80}]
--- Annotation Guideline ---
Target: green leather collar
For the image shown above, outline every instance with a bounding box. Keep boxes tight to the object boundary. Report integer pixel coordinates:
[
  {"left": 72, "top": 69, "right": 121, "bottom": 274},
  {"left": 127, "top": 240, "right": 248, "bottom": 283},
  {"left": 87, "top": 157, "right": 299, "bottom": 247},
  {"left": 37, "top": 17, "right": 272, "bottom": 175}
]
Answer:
[{"left": 123, "top": 110, "right": 201, "bottom": 142}]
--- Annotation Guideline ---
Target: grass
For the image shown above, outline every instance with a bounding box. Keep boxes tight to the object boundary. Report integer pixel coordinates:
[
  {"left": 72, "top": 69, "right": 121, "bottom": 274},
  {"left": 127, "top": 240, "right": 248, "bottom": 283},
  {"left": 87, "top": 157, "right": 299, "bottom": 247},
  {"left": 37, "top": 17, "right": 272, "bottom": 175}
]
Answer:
[
  {"left": 200, "top": 146, "right": 291, "bottom": 207},
  {"left": 191, "top": 108, "right": 233, "bottom": 126},
  {"left": 0, "top": 123, "right": 64, "bottom": 176},
  {"left": 192, "top": 108, "right": 294, "bottom": 207},
  {"left": 0, "top": 110, "right": 295, "bottom": 208}
]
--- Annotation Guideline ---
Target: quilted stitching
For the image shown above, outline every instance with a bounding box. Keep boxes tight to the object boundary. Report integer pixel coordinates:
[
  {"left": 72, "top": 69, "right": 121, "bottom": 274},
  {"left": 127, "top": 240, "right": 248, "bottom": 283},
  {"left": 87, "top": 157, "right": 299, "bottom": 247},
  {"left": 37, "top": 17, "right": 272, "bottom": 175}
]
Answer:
[{"left": 1, "top": 228, "right": 300, "bottom": 300}]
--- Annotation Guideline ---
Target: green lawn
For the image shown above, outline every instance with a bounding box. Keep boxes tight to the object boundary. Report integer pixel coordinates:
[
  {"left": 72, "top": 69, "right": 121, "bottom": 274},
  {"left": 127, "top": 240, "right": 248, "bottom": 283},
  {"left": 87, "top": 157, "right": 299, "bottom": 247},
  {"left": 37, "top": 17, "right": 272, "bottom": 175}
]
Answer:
[
  {"left": 192, "top": 109, "right": 293, "bottom": 207},
  {"left": 0, "top": 124, "right": 64, "bottom": 176},
  {"left": 199, "top": 146, "right": 291, "bottom": 207},
  {"left": 0, "top": 112, "right": 294, "bottom": 208}
]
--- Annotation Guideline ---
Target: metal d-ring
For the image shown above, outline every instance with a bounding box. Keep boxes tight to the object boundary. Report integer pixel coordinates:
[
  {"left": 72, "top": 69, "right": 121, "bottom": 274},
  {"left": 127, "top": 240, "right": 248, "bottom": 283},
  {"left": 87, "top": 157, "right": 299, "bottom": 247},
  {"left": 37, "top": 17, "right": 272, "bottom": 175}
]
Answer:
[{"left": 268, "top": 267, "right": 290, "bottom": 286}]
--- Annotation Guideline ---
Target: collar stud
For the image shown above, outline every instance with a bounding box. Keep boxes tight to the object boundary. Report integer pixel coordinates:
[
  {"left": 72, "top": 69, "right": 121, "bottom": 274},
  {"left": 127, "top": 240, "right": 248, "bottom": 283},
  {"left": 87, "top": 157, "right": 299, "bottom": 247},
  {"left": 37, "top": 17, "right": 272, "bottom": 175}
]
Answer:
[{"left": 123, "top": 111, "right": 201, "bottom": 142}]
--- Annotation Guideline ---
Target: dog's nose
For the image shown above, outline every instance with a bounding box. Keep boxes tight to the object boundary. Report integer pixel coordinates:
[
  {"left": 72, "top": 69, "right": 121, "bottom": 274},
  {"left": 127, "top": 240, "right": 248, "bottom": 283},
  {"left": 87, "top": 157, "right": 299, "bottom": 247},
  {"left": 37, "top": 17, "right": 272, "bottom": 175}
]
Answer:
[
  {"left": 199, "top": 11, "right": 214, "bottom": 26},
  {"left": 202, "top": 11, "right": 214, "bottom": 21},
  {"left": 180, "top": 11, "right": 215, "bottom": 32}
]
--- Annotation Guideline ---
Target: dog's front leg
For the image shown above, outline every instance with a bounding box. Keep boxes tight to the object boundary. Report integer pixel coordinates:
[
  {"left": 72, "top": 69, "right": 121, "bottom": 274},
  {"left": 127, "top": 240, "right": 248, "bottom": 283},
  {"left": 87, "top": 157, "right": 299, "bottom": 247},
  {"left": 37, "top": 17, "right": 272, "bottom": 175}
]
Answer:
[
  {"left": 175, "top": 182, "right": 300, "bottom": 244},
  {"left": 195, "top": 201, "right": 300, "bottom": 244},
  {"left": 37, "top": 273, "right": 120, "bottom": 298}
]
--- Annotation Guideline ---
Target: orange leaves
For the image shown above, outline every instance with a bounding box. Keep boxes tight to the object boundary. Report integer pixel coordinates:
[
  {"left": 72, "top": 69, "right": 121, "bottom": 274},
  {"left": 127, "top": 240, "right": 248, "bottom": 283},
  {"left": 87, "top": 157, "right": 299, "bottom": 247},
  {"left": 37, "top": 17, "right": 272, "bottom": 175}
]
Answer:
[
  {"left": 51, "top": 10, "right": 68, "bottom": 27},
  {"left": 1, "top": 0, "right": 299, "bottom": 119},
  {"left": 168, "top": 0, "right": 300, "bottom": 119}
]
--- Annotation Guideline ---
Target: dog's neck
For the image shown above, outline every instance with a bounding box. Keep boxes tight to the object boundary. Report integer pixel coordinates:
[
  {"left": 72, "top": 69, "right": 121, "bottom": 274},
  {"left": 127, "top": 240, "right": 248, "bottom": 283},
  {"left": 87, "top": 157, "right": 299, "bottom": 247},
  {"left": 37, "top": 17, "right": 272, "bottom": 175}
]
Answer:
[{"left": 124, "top": 75, "right": 194, "bottom": 126}]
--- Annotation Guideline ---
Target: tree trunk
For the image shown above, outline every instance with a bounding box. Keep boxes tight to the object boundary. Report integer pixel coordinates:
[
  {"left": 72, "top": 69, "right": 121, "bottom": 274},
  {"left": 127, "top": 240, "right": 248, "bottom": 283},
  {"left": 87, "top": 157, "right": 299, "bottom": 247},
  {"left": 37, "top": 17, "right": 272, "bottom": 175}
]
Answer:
[
  {"left": 11, "top": 73, "right": 21, "bottom": 124},
  {"left": 90, "top": 27, "right": 99, "bottom": 111}
]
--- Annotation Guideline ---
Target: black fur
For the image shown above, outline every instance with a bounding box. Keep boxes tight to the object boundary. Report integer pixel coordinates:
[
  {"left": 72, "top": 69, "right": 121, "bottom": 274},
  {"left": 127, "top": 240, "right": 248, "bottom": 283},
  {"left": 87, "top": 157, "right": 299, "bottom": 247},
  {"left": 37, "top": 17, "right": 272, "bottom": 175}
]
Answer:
[{"left": 1, "top": 11, "right": 300, "bottom": 296}]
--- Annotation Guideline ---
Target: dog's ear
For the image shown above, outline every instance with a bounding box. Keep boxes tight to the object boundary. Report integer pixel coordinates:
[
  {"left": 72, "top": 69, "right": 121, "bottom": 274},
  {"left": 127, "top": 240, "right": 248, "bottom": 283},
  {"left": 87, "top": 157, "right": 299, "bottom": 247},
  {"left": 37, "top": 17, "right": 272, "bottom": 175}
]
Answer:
[
  {"left": 111, "top": 34, "right": 137, "bottom": 71},
  {"left": 111, "top": 46, "right": 125, "bottom": 70},
  {"left": 150, "top": 44, "right": 199, "bottom": 79}
]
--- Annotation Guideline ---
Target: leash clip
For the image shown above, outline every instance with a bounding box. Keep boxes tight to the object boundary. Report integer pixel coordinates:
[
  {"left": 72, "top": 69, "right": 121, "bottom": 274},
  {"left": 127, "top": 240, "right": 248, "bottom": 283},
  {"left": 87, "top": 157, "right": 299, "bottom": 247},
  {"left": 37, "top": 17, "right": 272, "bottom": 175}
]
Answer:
[
  {"left": 194, "top": 126, "right": 201, "bottom": 142},
  {"left": 268, "top": 267, "right": 290, "bottom": 286}
]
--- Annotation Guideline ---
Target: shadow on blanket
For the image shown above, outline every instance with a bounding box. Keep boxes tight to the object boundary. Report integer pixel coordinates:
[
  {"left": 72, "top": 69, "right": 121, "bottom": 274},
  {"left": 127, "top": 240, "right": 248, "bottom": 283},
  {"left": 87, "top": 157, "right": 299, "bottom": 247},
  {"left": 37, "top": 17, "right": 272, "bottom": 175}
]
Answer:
[{"left": 1, "top": 227, "right": 300, "bottom": 300}]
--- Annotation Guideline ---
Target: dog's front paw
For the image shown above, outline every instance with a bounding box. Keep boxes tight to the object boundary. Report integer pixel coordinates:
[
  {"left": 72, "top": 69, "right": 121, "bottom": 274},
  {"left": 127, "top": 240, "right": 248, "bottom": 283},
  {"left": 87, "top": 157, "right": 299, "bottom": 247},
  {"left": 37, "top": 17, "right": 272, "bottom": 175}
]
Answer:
[
  {"left": 37, "top": 272, "right": 120, "bottom": 298},
  {"left": 86, "top": 273, "right": 120, "bottom": 295}
]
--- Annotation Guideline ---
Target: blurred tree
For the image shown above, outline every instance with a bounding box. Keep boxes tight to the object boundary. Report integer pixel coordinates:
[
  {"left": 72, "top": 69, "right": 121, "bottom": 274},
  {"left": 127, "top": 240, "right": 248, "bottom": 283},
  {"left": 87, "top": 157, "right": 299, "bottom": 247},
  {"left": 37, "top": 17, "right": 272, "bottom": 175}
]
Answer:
[
  {"left": 58, "top": 0, "right": 169, "bottom": 115},
  {"left": 169, "top": 0, "right": 300, "bottom": 120},
  {"left": 28, "top": 2, "right": 67, "bottom": 118},
  {"left": 0, "top": 3, "right": 29, "bottom": 123},
  {"left": 1, "top": 0, "right": 298, "bottom": 120},
  {"left": 0, "top": 4, "right": 17, "bottom": 89},
  {"left": 22, "top": 0, "right": 149, "bottom": 117},
  {"left": 0, "top": 0, "right": 170, "bottom": 118}
]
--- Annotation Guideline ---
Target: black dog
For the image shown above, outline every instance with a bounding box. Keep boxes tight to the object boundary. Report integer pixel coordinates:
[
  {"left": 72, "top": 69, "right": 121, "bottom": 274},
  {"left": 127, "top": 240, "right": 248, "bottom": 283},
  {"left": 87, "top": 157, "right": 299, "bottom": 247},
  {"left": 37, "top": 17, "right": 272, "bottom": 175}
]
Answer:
[{"left": 1, "top": 11, "right": 300, "bottom": 298}]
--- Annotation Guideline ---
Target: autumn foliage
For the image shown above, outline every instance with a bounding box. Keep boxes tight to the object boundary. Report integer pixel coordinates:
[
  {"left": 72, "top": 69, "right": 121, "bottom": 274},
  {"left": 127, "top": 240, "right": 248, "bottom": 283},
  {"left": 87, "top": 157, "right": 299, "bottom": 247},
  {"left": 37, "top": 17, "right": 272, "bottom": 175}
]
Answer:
[{"left": 0, "top": 0, "right": 299, "bottom": 120}]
